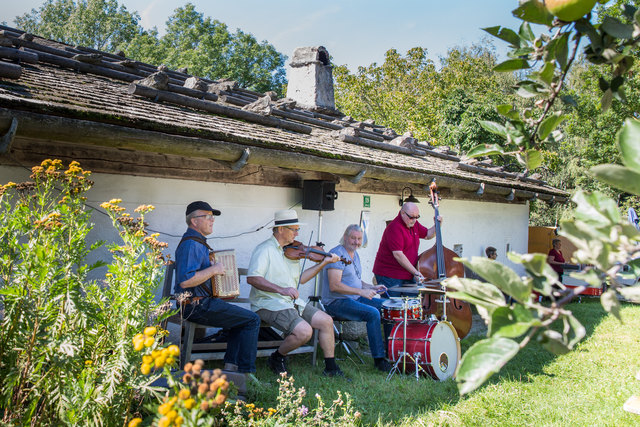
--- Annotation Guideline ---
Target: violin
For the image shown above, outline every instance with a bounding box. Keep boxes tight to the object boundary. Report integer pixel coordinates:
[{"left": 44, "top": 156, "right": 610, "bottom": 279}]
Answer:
[
  {"left": 418, "top": 179, "right": 473, "bottom": 338},
  {"left": 283, "top": 240, "right": 352, "bottom": 265}
]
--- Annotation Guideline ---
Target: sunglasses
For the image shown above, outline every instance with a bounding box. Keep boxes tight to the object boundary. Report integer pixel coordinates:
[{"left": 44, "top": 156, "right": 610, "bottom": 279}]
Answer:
[{"left": 402, "top": 211, "right": 420, "bottom": 220}]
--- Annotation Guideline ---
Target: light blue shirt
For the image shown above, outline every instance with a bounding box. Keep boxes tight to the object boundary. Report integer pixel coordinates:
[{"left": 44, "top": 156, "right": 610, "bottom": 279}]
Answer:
[{"left": 321, "top": 244, "right": 361, "bottom": 306}]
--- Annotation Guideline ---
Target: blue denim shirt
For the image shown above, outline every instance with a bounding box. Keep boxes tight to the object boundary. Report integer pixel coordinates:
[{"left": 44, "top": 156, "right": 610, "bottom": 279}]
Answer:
[{"left": 174, "top": 228, "right": 212, "bottom": 297}]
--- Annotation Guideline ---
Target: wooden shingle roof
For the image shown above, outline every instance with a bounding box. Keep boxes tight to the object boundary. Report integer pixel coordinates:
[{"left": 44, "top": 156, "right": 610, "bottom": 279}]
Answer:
[{"left": 0, "top": 25, "right": 568, "bottom": 204}]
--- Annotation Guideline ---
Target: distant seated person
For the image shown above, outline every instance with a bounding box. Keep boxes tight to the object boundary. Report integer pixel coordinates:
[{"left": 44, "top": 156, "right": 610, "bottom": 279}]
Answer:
[
  {"left": 547, "top": 238, "right": 565, "bottom": 283},
  {"left": 321, "top": 225, "right": 391, "bottom": 372},
  {"left": 246, "top": 209, "right": 344, "bottom": 377},
  {"left": 174, "top": 201, "right": 260, "bottom": 374},
  {"left": 485, "top": 246, "right": 497, "bottom": 260}
]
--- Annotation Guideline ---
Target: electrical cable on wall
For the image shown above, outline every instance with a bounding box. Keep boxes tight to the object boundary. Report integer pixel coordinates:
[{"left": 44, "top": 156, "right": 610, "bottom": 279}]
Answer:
[{"left": 4, "top": 154, "right": 302, "bottom": 241}]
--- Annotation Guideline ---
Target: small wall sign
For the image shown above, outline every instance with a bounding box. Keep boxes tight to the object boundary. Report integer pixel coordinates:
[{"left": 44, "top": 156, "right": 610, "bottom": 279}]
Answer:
[{"left": 363, "top": 195, "right": 370, "bottom": 208}]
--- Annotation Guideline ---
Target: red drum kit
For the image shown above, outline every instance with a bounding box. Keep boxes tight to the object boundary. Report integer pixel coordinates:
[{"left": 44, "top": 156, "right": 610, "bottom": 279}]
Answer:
[{"left": 384, "top": 287, "right": 461, "bottom": 382}]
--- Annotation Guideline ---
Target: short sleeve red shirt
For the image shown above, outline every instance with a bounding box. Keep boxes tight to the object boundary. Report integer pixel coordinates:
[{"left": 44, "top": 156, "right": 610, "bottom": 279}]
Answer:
[
  {"left": 548, "top": 248, "right": 565, "bottom": 274},
  {"left": 373, "top": 212, "right": 428, "bottom": 280}
]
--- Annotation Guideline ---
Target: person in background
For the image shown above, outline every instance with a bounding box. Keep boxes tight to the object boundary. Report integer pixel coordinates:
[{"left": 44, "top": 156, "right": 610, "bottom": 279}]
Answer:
[
  {"left": 322, "top": 224, "right": 390, "bottom": 372},
  {"left": 485, "top": 246, "right": 497, "bottom": 260},
  {"left": 547, "top": 238, "right": 566, "bottom": 283}
]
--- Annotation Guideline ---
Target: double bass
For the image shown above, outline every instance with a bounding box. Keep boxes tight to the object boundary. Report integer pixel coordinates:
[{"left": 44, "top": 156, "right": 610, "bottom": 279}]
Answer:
[{"left": 418, "top": 179, "right": 473, "bottom": 338}]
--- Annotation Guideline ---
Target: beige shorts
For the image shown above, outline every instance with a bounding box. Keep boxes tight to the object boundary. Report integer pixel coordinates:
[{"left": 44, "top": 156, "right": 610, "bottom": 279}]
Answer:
[{"left": 256, "top": 304, "right": 320, "bottom": 336}]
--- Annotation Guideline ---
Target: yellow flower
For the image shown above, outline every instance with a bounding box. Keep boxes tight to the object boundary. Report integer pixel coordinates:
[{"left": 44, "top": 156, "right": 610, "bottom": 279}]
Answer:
[
  {"left": 144, "top": 326, "right": 157, "bottom": 336},
  {"left": 128, "top": 418, "right": 142, "bottom": 427},
  {"left": 178, "top": 388, "right": 191, "bottom": 400},
  {"left": 140, "top": 363, "right": 151, "bottom": 375},
  {"left": 167, "top": 345, "right": 180, "bottom": 357},
  {"left": 166, "top": 356, "right": 176, "bottom": 367},
  {"left": 142, "top": 355, "right": 153, "bottom": 365},
  {"left": 183, "top": 398, "right": 196, "bottom": 410},
  {"left": 166, "top": 410, "right": 178, "bottom": 421},
  {"left": 158, "top": 403, "right": 172, "bottom": 415},
  {"left": 157, "top": 416, "right": 171, "bottom": 427},
  {"left": 143, "top": 337, "right": 155, "bottom": 348},
  {"left": 154, "top": 356, "right": 166, "bottom": 369},
  {"left": 84, "top": 360, "right": 93, "bottom": 366},
  {"left": 175, "top": 416, "right": 184, "bottom": 426}
]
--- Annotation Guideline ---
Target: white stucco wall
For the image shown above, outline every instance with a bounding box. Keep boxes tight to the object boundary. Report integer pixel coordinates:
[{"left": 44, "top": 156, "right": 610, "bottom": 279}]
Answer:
[{"left": 0, "top": 165, "right": 529, "bottom": 301}]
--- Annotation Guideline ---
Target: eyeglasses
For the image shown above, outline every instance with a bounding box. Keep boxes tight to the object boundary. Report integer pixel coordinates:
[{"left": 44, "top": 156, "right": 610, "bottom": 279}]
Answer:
[
  {"left": 285, "top": 226, "right": 300, "bottom": 233},
  {"left": 193, "top": 214, "right": 215, "bottom": 220},
  {"left": 402, "top": 211, "right": 420, "bottom": 220}
]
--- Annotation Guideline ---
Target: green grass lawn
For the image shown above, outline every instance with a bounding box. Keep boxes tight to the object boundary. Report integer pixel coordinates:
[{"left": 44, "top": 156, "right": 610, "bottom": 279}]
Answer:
[{"left": 234, "top": 300, "right": 640, "bottom": 425}]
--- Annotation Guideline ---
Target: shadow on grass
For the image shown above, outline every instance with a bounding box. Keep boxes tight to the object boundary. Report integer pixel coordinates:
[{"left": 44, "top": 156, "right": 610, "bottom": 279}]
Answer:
[{"left": 208, "top": 299, "right": 613, "bottom": 425}]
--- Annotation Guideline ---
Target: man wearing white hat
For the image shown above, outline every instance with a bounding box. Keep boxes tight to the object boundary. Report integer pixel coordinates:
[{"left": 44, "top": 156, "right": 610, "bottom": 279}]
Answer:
[{"left": 247, "top": 209, "right": 344, "bottom": 377}]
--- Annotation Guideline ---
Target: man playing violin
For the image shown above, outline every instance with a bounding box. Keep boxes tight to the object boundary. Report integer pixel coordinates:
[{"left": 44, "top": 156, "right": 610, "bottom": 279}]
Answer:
[
  {"left": 373, "top": 202, "right": 441, "bottom": 291},
  {"left": 247, "top": 209, "right": 344, "bottom": 377},
  {"left": 321, "top": 224, "right": 391, "bottom": 372},
  {"left": 174, "top": 201, "right": 260, "bottom": 375}
]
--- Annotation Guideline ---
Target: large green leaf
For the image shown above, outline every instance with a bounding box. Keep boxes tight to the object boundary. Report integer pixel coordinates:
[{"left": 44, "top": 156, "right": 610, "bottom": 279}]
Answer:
[
  {"left": 591, "top": 164, "right": 640, "bottom": 196},
  {"left": 496, "top": 104, "right": 519, "bottom": 120},
  {"left": 479, "top": 120, "right": 507, "bottom": 137},
  {"left": 512, "top": 0, "right": 554, "bottom": 26},
  {"left": 457, "top": 337, "right": 520, "bottom": 395},
  {"left": 466, "top": 144, "right": 507, "bottom": 158},
  {"left": 601, "top": 289, "right": 621, "bottom": 320},
  {"left": 601, "top": 16, "right": 634, "bottom": 39},
  {"left": 482, "top": 26, "right": 522, "bottom": 47},
  {"left": 537, "top": 112, "right": 566, "bottom": 141},
  {"left": 444, "top": 276, "right": 507, "bottom": 309},
  {"left": 494, "top": 59, "right": 531, "bottom": 72},
  {"left": 460, "top": 257, "right": 532, "bottom": 302},
  {"left": 571, "top": 190, "right": 620, "bottom": 226},
  {"left": 519, "top": 22, "right": 535, "bottom": 42},
  {"left": 524, "top": 149, "right": 543, "bottom": 170},
  {"left": 617, "top": 118, "right": 640, "bottom": 172},
  {"left": 618, "top": 285, "right": 640, "bottom": 303},
  {"left": 489, "top": 305, "right": 539, "bottom": 338},
  {"left": 564, "top": 313, "right": 586, "bottom": 348},
  {"left": 508, "top": 252, "right": 556, "bottom": 295},
  {"left": 538, "top": 330, "right": 570, "bottom": 354}
]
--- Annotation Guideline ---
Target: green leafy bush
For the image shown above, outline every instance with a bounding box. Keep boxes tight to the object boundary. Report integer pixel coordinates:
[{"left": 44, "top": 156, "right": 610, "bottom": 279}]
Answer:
[{"left": 0, "top": 160, "right": 169, "bottom": 425}]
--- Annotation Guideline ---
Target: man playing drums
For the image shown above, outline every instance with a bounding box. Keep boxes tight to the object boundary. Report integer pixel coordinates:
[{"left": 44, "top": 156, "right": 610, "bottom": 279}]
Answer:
[
  {"left": 373, "top": 202, "right": 441, "bottom": 291},
  {"left": 321, "top": 225, "right": 391, "bottom": 372},
  {"left": 246, "top": 209, "right": 344, "bottom": 377}
]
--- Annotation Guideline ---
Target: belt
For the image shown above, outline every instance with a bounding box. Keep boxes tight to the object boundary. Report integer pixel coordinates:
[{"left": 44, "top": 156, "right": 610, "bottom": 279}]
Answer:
[{"left": 182, "top": 296, "right": 205, "bottom": 305}]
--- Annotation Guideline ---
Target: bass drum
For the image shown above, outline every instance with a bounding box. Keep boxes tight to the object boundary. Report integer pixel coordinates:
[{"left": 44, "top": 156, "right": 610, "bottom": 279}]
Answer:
[{"left": 388, "top": 320, "right": 460, "bottom": 381}]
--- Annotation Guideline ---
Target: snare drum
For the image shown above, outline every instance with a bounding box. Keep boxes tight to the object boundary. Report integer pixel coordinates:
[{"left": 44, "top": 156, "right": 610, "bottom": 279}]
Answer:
[{"left": 381, "top": 298, "right": 422, "bottom": 322}]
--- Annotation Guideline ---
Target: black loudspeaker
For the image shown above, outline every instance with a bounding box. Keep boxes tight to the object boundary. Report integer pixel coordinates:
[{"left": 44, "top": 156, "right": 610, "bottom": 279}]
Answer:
[{"left": 302, "top": 180, "right": 338, "bottom": 211}]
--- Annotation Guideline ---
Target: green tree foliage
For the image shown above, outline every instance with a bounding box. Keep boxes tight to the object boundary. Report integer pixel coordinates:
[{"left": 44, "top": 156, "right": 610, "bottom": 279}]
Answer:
[
  {"left": 333, "top": 43, "right": 520, "bottom": 158},
  {"left": 451, "top": 0, "right": 640, "bottom": 395},
  {"left": 0, "top": 160, "right": 169, "bottom": 425},
  {"left": 14, "top": 0, "right": 141, "bottom": 52},
  {"left": 121, "top": 4, "right": 287, "bottom": 94},
  {"left": 13, "top": 1, "right": 287, "bottom": 94}
]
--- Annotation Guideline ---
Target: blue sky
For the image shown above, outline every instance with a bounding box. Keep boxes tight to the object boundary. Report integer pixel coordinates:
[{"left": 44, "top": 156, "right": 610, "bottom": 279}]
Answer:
[{"left": 3, "top": 0, "right": 522, "bottom": 71}]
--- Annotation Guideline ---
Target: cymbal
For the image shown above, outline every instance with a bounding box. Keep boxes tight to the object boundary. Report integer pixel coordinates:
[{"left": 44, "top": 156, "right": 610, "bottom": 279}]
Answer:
[
  {"left": 387, "top": 286, "right": 420, "bottom": 294},
  {"left": 417, "top": 287, "right": 445, "bottom": 294}
]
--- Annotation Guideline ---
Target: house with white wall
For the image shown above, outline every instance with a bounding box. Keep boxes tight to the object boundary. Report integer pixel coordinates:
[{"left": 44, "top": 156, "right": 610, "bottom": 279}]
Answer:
[{"left": 0, "top": 26, "right": 568, "bottom": 302}]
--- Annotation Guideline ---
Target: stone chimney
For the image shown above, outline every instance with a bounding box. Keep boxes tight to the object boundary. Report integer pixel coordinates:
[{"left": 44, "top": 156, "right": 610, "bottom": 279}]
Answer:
[{"left": 286, "top": 46, "right": 335, "bottom": 111}]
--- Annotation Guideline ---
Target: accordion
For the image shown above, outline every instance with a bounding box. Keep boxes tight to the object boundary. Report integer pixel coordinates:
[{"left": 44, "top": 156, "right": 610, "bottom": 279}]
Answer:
[{"left": 208, "top": 249, "right": 240, "bottom": 299}]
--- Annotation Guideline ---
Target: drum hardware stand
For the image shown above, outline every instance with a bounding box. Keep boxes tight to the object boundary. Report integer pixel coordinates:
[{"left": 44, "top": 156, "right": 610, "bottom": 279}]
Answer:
[{"left": 386, "top": 297, "right": 428, "bottom": 381}]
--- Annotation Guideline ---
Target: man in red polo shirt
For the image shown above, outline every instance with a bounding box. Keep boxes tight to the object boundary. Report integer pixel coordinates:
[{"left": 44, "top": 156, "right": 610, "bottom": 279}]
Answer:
[{"left": 373, "top": 202, "right": 440, "bottom": 291}]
